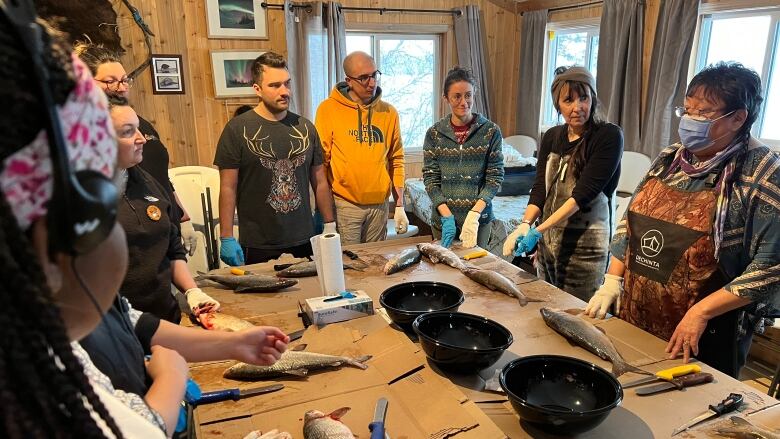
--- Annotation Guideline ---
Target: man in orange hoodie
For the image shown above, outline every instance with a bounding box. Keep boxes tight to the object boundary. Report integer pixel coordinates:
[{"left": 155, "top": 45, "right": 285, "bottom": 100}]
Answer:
[{"left": 315, "top": 51, "right": 408, "bottom": 244}]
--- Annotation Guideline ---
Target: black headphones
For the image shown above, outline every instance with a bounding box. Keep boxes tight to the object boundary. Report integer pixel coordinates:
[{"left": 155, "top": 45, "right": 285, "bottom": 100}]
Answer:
[{"left": 1, "top": 0, "right": 118, "bottom": 255}]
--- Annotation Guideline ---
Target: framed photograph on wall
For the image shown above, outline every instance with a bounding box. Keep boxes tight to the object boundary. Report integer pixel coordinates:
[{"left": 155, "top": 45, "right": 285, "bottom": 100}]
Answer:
[
  {"left": 210, "top": 50, "right": 265, "bottom": 98},
  {"left": 205, "top": 0, "right": 267, "bottom": 39},
  {"left": 150, "top": 54, "right": 185, "bottom": 94}
]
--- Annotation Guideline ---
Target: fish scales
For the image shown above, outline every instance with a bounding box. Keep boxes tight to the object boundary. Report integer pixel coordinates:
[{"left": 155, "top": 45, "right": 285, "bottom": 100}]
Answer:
[
  {"left": 224, "top": 351, "right": 371, "bottom": 379},
  {"left": 277, "top": 261, "right": 364, "bottom": 278},
  {"left": 383, "top": 248, "right": 422, "bottom": 274},
  {"left": 717, "top": 416, "right": 780, "bottom": 439},
  {"left": 540, "top": 307, "right": 650, "bottom": 378}
]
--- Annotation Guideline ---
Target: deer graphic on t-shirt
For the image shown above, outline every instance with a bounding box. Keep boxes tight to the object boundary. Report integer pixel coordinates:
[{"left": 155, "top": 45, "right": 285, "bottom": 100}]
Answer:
[{"left": 244, "top": 125, "right": 309, "bottom": 214}]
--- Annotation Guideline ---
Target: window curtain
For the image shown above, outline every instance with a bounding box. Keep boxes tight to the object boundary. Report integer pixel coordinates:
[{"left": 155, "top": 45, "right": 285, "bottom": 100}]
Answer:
[
  {"left": 515, "top": 9, "right": 548, "bottom": 141},
  {"left": 596, "top": 0, "right": 644, "bottom": 150},
  {"left": 284, "top": 1, "right": 346, "bottom": 120},
  {"left": 454, "top": 5, "right": 493, "bottom": 119},
  {"left": 640, "top": 0, "right": 699, "bottom": 156}
]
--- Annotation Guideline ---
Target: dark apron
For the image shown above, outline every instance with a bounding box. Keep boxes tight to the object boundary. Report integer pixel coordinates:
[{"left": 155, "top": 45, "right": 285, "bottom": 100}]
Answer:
[
  {"left": 620, "top": 176, "right": 752, "bottom": 378},
  {"left": 537, "top": 151, "right": 611, "bottom": 301}
]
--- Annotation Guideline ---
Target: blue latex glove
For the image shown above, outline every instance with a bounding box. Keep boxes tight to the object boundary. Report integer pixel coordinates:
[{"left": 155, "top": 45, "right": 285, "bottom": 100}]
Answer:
[
  {"left": 514, "top": 227, "right": 542, "bottom": 256},
  {"left": 440, "top": 215, "right": 457, "bottom": 248},
  {"left": 219, "top": 237, "right": 245, "bottom": 266}
]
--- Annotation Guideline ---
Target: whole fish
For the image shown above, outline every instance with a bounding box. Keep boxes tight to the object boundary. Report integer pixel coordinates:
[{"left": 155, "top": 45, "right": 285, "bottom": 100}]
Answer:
[
  {"left": 223, "top": 350, "right": 371, "bottom": 380},
  {"left": 276, "top": 260, "right": 364, "bottom": 278},
  {"left": 417, "top": 243, "right": 465, "bottom": 270},
  {"left": 717, "top": 416, "right": 780, "bottom": 439},
  {"left": 540, "top": 307, "right": 651, "bottom": 378},
  {"left": 383, "top": 248, "right": 422, "bottom": 274},
  {"left": 196, "top": 271, "right": 297, "bottom": 293},
  {"left": 461, "top": 266, "right": 531, "bottom": 305},
  {"left": 303, "top": 407, "right": 355, "bottom": 439},
  {"left": 197, "top": 312, "right": 255, "bottom": 332}
]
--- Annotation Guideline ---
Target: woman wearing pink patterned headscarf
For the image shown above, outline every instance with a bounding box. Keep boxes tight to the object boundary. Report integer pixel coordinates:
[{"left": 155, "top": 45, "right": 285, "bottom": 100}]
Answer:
[{"left": 0, "top": 8, "right": 164, "bottom": 438}]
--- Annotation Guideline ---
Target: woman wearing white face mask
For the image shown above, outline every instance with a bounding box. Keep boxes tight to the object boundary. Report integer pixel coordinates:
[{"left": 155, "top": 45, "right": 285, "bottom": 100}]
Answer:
[{"left": 585, "top": 62, "right": 780, "bottom": 378}]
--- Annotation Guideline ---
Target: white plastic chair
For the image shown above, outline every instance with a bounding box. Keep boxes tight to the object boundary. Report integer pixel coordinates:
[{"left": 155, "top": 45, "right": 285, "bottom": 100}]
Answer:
[
  {"left": 617, "top": 151, "right": 652, "bottom": 197},
  {"left": 179, "top": 221, "right": 209, "bottom": 276},
  {"left": 503, "top": 135, "right": 538, "bottom": 158},
  {"left": 168, "top": 166, "right": 221, "bottom": 228}
]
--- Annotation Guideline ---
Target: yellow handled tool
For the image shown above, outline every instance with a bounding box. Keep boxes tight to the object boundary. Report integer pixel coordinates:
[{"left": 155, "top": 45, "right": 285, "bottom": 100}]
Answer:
[
  {"left": 463, "top": 249, "right": 488, "bottom": 260},
  {"left": 623, "top": 364, "right": 702, "bottom": 388},
  {"left": 230, "top": 268, "right": 254, "bottom": 275}
]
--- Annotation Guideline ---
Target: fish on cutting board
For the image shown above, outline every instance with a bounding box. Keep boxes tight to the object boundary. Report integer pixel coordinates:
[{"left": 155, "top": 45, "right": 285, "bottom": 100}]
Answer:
[
  {"left": 383, "top": 247, "right": 422, "bottom": 274},
  {"left": 716, "top": 416, "right": 780, "bottom": 439},
  {"left": 197, "top": 312, "right": 255, "bottom": 332},
  {"left": 417, "top": 242, "right": 466, "bottom": 270},
  {"left": 303, "top": 407, "right": 355, "bottom": 439},
  {"left": 540, "top": 307, "right": 651, "bottom": 378},
  {"left": 196, "top": 270, "right": 298, "bottom": 292},
  {"left": 460, "top": 266, "right": 534, "bottom": 305},
  {"left": 223, "top": 347, "right": 371, "bottom": 380}
]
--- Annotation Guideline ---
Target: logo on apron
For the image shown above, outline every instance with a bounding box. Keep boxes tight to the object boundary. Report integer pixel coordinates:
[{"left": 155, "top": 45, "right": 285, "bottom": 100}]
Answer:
[
  {"left": 640, "top": 230, "right": 664, "bottom": 257},
  {"left": 628, "top": 212, "right": 704, "bottom": 283}
]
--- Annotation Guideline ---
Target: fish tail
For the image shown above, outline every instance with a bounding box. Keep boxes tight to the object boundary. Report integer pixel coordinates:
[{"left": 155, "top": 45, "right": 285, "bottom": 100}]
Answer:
[
  {"left": 613, "top": 361, "right": 652, "bottom": 378},
  {"left": 347, "top": 355, "right": 372, "bottom": 369}
]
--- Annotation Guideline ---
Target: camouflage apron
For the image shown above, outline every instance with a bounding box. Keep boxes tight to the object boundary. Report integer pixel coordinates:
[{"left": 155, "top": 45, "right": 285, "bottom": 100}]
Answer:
[
  {"left": 537, "top": 150, "right": 611, "bottom": 301},
  {"left": 620, "top": 176, "right": 750, "bottom": 377}
]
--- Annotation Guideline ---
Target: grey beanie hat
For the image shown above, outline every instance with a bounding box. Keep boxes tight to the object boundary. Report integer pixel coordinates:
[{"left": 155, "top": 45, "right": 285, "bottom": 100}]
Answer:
[{"left": 551, "top": 66, "right": 597, "bottom": 102}]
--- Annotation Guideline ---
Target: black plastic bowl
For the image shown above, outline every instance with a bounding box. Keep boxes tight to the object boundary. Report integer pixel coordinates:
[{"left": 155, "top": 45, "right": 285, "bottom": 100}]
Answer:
[
  {"left": 380, "top": 281, "right": 465, "bottom": 330},
  {"left": 412, "top": 312, "right": 513, "bottom": 373},
  {"left": 500, "top": 355, "right": 623, "bottom": 434}
]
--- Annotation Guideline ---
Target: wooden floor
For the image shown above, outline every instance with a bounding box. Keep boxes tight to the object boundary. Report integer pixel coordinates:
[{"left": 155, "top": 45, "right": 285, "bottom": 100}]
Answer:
[{"left": 741, "top": 356, "right": 776, "bottom": 395}]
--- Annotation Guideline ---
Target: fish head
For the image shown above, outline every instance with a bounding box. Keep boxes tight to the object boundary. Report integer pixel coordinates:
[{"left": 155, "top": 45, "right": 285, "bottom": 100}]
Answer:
[
  {"left": 539, "top": 307, "right": 554, "bottom": 320},
  {"left": 304, "top": 410, "right": 326, "bottom": 424},
  {"left": 198, "top": 313, "right": 216, "bottom": 330}
]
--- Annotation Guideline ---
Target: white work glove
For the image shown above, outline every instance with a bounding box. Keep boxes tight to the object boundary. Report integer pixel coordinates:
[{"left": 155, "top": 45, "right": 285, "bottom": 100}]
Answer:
[
  {"left": 502, "top": 222, "right": 531, "bottom": 256},
  {"left": 323, "top": 221, "right": 337, "bottom": 234},
  {"left": 394, "top": 206, "right": 409, "bottom": 234},
  {"left": 585, "top": 274, "right": 624, "bottom": 319},
  {"left": 459, "top": 211, "right": 481, "bottom": 248},
  {"left": 186, "top": 287, "right": 221, "bottom": 315}
]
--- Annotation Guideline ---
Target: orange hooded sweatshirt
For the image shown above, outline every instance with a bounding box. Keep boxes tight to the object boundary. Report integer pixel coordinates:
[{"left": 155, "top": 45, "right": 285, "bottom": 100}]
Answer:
[{"left": 315, "top": 83, "right": 405, "bottom": 205}]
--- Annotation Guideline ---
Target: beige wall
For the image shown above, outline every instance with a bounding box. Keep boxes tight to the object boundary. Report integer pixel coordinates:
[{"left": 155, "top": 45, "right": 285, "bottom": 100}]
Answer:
[{"left": 114, "top": 0, "right": 521, "bottom": 178}]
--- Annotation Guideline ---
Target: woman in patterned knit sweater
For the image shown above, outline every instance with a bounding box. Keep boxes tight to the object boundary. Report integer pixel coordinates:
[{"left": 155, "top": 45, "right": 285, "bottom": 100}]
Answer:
[
  {"left": 422, "top": 67, "right": 504, "bottom": 249},
  {"left": 503, "top": 66, "right": 623, "bottom": 301}
]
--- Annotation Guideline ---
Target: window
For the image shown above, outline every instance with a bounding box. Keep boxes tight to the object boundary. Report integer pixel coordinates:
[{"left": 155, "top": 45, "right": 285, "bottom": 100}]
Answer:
[
  {"left": 346, "top": 33, "right": 440, "bottom": 150},
  {"left": 541, "top": 25, "right": 600, "bottom": 128},
  {"left": 694, "top": 9, "right": 780, "bottom": 142}
]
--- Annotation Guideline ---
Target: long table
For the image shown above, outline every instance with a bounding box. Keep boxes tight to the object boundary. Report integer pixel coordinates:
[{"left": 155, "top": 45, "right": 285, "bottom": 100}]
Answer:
[{"left": 190, "top": 236, "right": 779, "bottom": 438}]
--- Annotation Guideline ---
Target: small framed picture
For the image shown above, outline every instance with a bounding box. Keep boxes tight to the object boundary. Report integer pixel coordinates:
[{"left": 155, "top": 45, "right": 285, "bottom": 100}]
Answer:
[
  {"left": 210, "top": 50, "right": 264, "bottom": 98},
  {"left": 205, "top": 0, "right": 268, "bottom": 39},
  {"left": 150, "top": 54, "right": 185, "bottom": 94}
]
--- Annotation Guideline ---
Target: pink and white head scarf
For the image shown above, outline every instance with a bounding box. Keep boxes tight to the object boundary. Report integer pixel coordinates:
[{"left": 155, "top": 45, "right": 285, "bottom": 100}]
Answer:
[{"left": 1, "top": 54, "right": 117, "bottom": 230}]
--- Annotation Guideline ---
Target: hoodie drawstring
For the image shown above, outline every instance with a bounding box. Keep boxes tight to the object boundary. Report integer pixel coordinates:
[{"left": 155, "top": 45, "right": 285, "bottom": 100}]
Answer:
[
  {"left": 357, "top": 106, "right": 363, "bottom": 144},
  {"left": 368, "top": 107, "right": 373, "bottom": 148}
]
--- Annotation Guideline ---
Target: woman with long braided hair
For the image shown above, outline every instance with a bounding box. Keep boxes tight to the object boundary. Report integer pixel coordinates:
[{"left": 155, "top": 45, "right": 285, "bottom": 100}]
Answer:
[{"left": 0, "top": 5, "right": 164, "bottom": 438}]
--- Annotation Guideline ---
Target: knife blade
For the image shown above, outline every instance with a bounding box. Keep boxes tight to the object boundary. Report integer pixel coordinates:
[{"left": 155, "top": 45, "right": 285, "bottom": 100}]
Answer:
[
  {"left": 623, "top": 364, "right": 702, "bottom": 389},
  {"left": 671, "top": 393, "right": 743, "bottom": 436},
  {"left": 287, "top": 328, "right": 305, "bottom": 342},
  {"left": 196, "top": 383, "right": 284, "bottom": 405},
  {"left": 369, "top": 397, "right": 388, "bottom": 439},
  {"left": 635, "top": 372, "right": 714, "bottom": 396}
]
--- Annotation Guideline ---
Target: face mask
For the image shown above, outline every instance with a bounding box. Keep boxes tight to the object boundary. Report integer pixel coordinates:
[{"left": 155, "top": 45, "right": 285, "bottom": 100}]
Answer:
[{"left": 677, "top": 110, "right": 736, "bottom": 152}]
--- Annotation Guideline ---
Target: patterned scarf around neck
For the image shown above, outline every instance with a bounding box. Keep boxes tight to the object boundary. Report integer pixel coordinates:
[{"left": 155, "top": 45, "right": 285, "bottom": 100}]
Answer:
[{"left": 663, "top": 139, "right": 746, "bottom": 259}]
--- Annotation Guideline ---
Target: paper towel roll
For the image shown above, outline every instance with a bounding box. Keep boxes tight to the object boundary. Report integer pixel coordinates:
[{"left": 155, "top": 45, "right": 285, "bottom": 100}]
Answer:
[{"left": 310, "top": 232, "right": 345, "bottom": 295}]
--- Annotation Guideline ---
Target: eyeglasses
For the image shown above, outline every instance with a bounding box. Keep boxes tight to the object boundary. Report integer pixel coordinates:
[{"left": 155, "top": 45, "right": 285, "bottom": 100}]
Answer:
[
  {"left": 96, "top": 77, "right": 134, "bottom": 90},
  {"left": 346, "top": 70, "right": 381, "bottom": 86},
  {"left": 674, "top": 106, "right": 733, "bottom": 121}
]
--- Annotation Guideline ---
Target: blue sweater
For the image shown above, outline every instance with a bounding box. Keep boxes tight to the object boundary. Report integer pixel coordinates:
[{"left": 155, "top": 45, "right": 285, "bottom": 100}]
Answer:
[{"left": 422, "top": 113, "right": 504, "bottom": 228}]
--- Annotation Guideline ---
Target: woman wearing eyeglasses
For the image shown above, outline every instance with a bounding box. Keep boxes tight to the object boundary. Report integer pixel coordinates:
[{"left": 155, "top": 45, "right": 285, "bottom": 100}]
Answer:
[
  {"left": 503, "top": 66, "right": 623, "bottom": 301},
  {"left": 422, "top": 66, "right": 504, "bottom": 249},
  {"left": 585, "top": 62, "right": 780, "bottom": 378}
]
